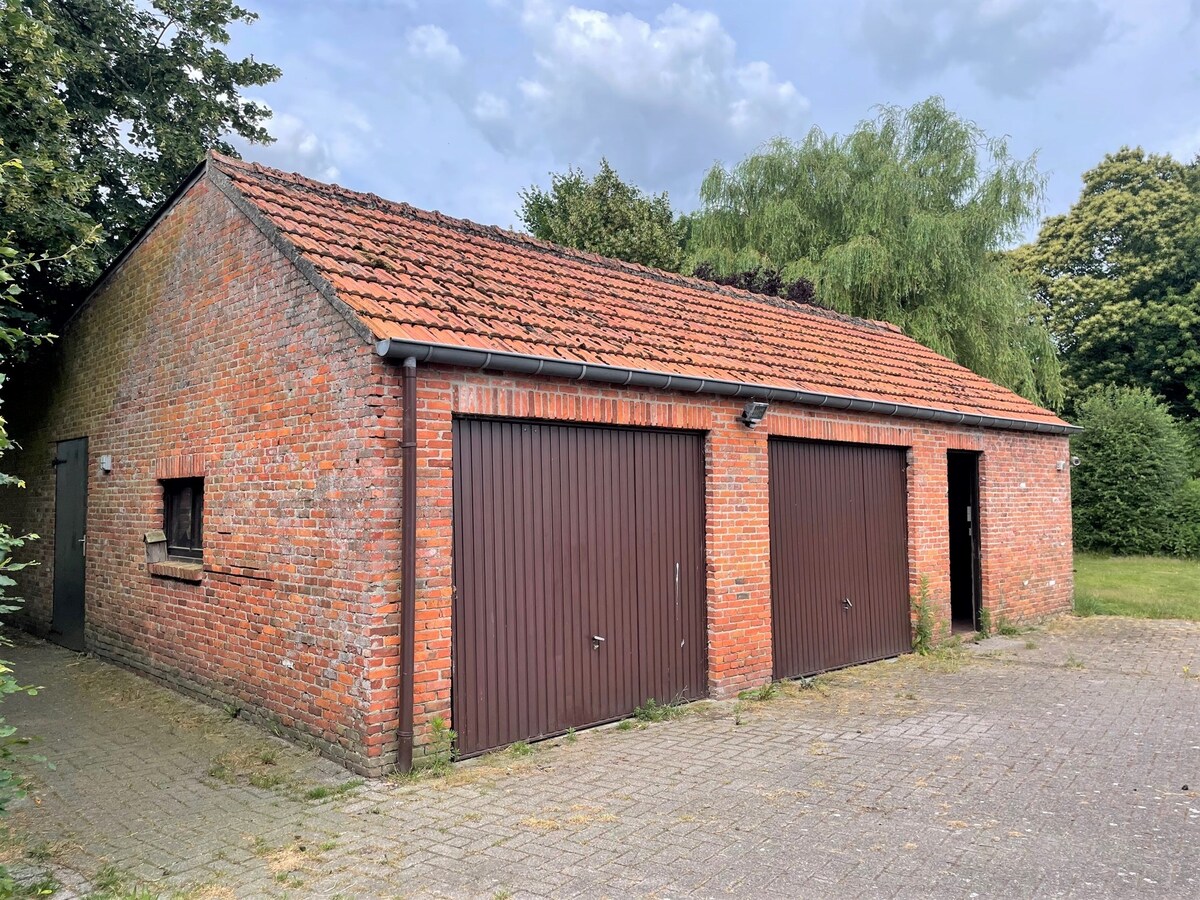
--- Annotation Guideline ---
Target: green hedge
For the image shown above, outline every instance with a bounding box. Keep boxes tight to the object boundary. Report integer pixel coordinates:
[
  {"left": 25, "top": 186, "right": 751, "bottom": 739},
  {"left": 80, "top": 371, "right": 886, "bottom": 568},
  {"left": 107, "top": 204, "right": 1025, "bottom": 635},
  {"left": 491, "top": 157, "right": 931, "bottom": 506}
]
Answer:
[
  {"left": 1071, "top": 386, "right": 1192, "bottom": 555},
  {"left": 1171, "top": 479, "right": 1200, "bottom": 558}
]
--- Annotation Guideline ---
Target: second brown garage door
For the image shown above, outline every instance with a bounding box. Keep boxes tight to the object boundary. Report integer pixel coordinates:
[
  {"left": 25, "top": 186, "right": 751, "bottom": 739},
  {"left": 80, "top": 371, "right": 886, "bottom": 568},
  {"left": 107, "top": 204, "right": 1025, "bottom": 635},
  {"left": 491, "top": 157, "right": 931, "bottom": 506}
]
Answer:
[
  {"left": 769, "top": 439, "right": 911, "bottom": 679},
  {"left": 452, "top": 418, "right": 707, "bottom": 756}
]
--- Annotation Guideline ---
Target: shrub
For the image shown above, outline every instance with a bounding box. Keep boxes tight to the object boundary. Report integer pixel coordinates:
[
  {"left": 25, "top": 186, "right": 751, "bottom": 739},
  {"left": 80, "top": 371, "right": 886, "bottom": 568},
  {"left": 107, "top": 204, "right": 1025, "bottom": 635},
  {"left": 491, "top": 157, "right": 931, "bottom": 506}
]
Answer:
[
  {"left": 1171, "top": 479, "right": 1200, "bottom": 558},
  {"left": 1070, "top": 386, "right": 1192, "bottom": 555}
]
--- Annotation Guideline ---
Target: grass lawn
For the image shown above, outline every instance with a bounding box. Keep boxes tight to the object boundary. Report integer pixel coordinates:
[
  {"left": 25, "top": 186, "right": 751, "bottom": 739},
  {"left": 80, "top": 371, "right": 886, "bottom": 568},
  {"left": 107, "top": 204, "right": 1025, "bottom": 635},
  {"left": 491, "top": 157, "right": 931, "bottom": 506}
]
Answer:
[{"left": 1074, "top": 553, "right": 1200, "bottom": 621}]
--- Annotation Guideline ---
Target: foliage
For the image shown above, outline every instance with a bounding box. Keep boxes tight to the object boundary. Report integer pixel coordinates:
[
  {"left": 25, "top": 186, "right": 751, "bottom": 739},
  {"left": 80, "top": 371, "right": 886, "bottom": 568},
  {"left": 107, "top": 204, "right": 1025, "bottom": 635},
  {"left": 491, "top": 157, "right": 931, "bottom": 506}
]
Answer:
[
  {"left": 1012, "top": 148, "right": 1200, "bottom": 417},
  {"left": 1170, "top": 479, "right": 1200, "bottom": 558},
  {"left": 631, "top": 698, "right": 685, "bottom": 722},
  {"left": 0, "top": 0, "right": 280, "bottom": 341},
  {"left": 1, "top": 148, "right": 53, "bottom": 827},
  {"left": 0, "top": 390, "right": 38, "bottom": 817},
  {"left": 518, "top": 159, "right": 688, "bottom": 271},
  {"left": 737, "top": 681, "right": 780, "bottom": 702},
  {"left": 690, "top": 262, "right": 816, "bottom": 304},
  {"left": 423, "top": 715, "right": 456, "bottom": 775},
  {"left": 686, "top": 97, "right": 1062, "bottom": 407},
  {"left": 911, "top": 576, "right": 935, "bottom": 654},
  {"left": 1070, "top": 387, "right": 1192, "bottom": 555},
  {"left": 1074, "top": 553, "right": 1200, "bottom": 621}
]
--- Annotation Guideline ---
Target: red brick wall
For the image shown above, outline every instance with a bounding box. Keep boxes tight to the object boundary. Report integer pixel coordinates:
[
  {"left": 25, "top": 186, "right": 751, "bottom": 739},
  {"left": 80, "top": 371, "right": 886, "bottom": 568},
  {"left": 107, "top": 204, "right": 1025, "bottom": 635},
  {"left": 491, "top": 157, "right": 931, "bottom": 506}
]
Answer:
[
  {"left": 1, "top": 174, "right": 406, "bottom": 775},
  {"left": 1, "top": 171, "right": 1075, "bottom": 772},
  {"left": 408, "top": 371, "right": 1074, "bottom": 735}
]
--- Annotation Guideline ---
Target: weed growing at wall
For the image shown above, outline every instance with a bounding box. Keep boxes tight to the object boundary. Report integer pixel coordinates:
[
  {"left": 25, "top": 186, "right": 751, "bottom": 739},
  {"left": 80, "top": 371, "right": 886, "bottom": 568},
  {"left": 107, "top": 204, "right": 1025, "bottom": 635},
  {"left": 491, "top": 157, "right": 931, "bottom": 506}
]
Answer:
[
  {"left": 911, "top": 577, "right": 935, "bottom": 654},
  {"left": 424, "top": 716, "right": 457, "bottom": 775}
]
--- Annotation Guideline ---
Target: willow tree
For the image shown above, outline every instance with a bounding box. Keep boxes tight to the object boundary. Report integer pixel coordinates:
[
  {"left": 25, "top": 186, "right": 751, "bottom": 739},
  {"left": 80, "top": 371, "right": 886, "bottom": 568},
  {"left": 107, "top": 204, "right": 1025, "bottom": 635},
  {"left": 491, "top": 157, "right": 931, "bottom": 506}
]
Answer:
[{"left": 687, "top": 98, "right": 1062, "bottom": 408}]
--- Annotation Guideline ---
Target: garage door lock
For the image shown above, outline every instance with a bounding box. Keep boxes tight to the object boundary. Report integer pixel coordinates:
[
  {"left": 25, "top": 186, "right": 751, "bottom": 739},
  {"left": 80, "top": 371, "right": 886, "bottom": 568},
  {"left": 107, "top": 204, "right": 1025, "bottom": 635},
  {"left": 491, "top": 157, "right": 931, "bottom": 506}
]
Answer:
[
  {"left": 842, "top": 597, "right": 853, "bottom": 611},
  {"left": 591, "top": 635, "right": 606, "bottom": 650}
]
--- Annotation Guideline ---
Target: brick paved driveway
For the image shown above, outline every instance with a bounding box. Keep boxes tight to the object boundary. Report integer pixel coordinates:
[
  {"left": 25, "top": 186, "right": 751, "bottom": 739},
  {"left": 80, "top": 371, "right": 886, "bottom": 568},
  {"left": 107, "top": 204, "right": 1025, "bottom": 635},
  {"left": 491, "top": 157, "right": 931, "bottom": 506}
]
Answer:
[{"left": 3, "top": 616, "right": 1198, "bottom": 899}]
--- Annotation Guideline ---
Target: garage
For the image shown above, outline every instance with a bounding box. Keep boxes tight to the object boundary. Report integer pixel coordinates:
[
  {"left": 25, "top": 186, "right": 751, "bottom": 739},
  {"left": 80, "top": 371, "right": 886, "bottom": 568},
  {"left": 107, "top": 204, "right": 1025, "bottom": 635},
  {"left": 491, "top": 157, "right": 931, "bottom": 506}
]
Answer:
[
  {"left": 769, "top": 439, "right": 911, "bottom": 679},
  {"left": 451, "top": 417, "right": 707, "bottom": 755}
]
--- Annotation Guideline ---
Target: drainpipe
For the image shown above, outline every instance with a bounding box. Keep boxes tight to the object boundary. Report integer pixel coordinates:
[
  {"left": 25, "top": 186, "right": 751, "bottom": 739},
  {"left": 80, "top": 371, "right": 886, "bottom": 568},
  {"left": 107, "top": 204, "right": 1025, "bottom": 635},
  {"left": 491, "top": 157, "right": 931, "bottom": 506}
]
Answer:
[{"left": 398, "top": 356, "right": 417, "bottom": 773}]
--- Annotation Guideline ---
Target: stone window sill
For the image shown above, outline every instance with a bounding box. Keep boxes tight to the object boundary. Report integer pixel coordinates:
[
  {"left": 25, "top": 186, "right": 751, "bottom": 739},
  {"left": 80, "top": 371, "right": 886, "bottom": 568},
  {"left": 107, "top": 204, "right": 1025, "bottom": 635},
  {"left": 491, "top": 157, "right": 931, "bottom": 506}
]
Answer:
[{"left": 148, "top": 560, "right": 204, "bottom": 582}]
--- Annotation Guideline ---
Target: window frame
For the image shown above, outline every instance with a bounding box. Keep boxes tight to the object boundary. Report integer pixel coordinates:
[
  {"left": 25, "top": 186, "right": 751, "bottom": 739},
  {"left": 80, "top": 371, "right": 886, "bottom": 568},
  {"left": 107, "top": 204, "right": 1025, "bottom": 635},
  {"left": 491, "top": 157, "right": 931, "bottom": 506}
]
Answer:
[{"left": 162, "top": 477, "right": 204, "bottom": 561}]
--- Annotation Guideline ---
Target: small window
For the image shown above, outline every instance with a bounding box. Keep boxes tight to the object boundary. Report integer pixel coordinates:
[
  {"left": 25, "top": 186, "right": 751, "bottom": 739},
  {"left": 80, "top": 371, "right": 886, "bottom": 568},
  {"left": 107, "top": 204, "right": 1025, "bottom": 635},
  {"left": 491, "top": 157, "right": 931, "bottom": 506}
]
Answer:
[{"left": 163, "top": 478, "right": 203, "bottom": 560}]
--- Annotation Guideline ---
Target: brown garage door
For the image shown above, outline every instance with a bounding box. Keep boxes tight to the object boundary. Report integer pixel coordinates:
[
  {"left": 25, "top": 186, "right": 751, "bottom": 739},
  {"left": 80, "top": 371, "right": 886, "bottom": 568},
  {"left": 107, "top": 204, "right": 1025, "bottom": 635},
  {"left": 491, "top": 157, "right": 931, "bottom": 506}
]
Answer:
[
  {"left": 452, "top": 418, "right": 707, "bottom": 756},
  {"left": 769, "top": 439, "right": 910, "bottom": 679}
]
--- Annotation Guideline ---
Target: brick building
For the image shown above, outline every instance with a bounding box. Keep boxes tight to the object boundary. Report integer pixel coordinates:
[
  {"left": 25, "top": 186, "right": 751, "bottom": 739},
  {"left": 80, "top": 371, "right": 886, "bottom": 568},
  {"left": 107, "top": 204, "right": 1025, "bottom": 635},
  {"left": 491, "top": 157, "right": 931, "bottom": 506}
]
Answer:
[{"left": 1, "top": 153, "right": 1077, "bottom": 774}]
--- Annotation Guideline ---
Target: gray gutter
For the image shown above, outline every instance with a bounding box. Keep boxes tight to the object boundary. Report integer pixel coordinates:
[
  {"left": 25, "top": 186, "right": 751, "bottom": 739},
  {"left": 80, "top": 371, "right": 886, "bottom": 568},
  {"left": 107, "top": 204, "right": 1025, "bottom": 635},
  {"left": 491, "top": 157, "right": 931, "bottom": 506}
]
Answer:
[{"left": 376, "top": 339, "right": 1081, "bottom": 436}]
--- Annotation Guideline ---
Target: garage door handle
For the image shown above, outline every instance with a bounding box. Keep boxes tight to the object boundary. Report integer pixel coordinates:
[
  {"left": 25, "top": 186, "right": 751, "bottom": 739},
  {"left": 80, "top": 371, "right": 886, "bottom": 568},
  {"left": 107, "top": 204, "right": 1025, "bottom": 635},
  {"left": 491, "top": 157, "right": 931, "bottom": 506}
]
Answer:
[
  {"left": 592, "top": 635, "right": 605, "bottom": 650},
  {"left": 842, "top": 597, "right": 853, "bottom": 611}
]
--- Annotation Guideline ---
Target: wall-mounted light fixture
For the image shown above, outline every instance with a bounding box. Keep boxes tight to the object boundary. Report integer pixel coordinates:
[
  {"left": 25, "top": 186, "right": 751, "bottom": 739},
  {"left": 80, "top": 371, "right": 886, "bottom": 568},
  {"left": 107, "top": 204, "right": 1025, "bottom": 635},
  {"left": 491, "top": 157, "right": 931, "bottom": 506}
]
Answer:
[
  {"left": 740, "top": 400, "right": 769, "bottom": 428},
  {"left": 99, "top": 454, "right": 113, "bottom": 474}
]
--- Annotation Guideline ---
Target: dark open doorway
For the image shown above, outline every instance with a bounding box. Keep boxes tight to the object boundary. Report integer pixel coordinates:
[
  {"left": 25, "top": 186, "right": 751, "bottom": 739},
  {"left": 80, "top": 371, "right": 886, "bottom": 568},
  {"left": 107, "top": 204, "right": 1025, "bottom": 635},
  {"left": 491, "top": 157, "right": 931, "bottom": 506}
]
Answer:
[
  {"left": 51, "top": 437, "right": 88, "bottom": 651},
  {"left": 947, "top": 451, "right": 981, "bottom": 633}
]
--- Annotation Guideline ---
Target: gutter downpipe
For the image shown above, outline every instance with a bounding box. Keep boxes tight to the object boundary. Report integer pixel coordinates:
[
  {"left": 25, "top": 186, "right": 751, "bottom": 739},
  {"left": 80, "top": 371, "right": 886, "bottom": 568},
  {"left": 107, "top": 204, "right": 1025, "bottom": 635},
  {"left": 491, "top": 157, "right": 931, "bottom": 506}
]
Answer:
[{"left": 398, "top": 356, "right": 418, "bottom": 773}]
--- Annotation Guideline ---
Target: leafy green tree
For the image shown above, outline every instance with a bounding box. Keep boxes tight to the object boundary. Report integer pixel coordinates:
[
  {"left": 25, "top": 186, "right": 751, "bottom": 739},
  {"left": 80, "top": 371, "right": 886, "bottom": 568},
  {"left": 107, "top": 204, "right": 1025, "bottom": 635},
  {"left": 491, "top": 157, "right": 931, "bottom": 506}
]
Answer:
[
  {"left": 1070, "top": 386, "right": 1192, "bottom": 555},
  {"left": 519, "top": 159, "right": 688, "bottom": 271},
  {"left": 1012, "top": 148, "right": 1200, "bottom": 416},
  {"left": 0, "top": 0, "right": 279, "bottom": 340},
  {"left": 0, "top": 153, "right": 47, "bottom": 822},
  {"left": 686, "top": 97, "right": 1063, "bottom": 408}
]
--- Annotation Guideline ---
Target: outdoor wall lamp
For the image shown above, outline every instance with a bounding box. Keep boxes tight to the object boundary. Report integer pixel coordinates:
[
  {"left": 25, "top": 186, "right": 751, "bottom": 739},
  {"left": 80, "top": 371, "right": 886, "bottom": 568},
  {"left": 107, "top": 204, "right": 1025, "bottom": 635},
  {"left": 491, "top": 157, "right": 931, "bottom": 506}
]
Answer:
[{"left": 741, "top": 400, "right": 770, "bottom": 427}]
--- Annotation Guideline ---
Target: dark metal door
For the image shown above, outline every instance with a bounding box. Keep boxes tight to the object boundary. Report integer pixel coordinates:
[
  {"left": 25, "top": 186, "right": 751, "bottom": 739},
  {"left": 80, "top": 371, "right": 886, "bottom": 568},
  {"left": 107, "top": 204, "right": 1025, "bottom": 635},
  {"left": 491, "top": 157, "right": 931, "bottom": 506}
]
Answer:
[
  {"left": 452, "top": 418, "right": 706, "bottom": 756},
  {"left": 51, "top": 437, "right": 88, "bottom": 651},
  {"left": 769, "top": 439, "right": 910, "bottom": 679}
]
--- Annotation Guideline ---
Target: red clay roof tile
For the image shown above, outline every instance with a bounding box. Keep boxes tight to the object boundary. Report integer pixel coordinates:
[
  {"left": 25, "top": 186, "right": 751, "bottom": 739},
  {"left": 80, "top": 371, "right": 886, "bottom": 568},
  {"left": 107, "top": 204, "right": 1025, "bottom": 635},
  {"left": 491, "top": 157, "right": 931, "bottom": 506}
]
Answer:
[{"left": 210, "top": 152, "right": 1069, "bottom": 430}]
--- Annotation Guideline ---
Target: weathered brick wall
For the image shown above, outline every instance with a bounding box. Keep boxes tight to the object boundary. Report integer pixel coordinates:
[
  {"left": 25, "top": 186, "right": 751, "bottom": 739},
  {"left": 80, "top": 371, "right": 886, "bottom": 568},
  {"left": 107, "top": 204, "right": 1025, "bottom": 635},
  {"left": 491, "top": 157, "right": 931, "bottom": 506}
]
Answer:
[
  {"left": 410, "top": 371, "right": 1075, "bottom": 733},
  {"left": 1, "top": 174, "right": 405, "bottom": 775}
]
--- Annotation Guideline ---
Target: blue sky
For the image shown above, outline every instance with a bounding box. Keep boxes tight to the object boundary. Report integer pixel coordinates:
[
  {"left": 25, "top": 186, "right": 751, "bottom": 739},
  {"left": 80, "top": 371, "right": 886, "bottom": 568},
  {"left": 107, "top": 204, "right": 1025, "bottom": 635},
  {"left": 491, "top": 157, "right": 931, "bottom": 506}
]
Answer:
[{"left": 226, "top": 0, "right": 1200, "bottom": 243}]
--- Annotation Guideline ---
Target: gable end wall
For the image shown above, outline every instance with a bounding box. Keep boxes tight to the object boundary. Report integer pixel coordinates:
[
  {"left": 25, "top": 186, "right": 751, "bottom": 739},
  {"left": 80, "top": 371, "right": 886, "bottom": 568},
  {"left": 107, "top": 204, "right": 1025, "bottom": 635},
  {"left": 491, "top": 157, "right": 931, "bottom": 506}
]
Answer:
[{"left": 1, "top": 175, "right": 405, "bottom": 775}]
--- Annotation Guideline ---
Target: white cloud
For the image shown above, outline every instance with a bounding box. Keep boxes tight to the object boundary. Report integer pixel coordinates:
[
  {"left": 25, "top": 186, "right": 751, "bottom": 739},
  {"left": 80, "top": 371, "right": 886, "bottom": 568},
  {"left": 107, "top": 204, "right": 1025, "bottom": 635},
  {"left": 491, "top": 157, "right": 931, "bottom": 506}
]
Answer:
[
  {"left": 243, "top": 100, "right": 376, "bottom": 185},
  {"left": 405, "top": 24, "right": 463, "bottom": 69},
  {"left": 859, "top": 0, "right": 1113, "bottom": 97},
  {"left": 456, "top": 1, "right": 809, "bottom": 193},
  {"left": 267, "top": 112, "right": 343, "bottom": 180},
  {"left": 472, "top": 91, "right": 510, "bottom": 122}
]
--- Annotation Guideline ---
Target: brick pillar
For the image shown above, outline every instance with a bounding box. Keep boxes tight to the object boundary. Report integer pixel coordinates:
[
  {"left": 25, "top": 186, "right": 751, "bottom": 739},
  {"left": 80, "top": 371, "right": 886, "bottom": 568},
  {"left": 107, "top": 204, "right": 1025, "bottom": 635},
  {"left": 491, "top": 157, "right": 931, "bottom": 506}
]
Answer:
[
  {"left": 907, "top": 441, "right": 952, "bottom": 630},
  {"left": 705, "top": 419, "right": 773, "bottom": 698}
]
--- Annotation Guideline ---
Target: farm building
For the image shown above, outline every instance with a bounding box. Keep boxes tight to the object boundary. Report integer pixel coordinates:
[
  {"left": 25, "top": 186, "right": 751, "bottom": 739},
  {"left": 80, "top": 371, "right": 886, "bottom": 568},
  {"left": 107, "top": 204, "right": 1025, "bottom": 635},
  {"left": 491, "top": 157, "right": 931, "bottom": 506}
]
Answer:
[{"left": 1, "top": 153, "right": 1078, "bottom": 774}]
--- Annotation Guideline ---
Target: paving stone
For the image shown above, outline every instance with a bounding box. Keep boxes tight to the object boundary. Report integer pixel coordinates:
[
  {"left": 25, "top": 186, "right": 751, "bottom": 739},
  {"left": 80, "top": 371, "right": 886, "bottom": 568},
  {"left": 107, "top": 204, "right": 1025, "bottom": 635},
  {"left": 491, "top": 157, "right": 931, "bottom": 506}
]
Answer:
[{"left": 2, "top": 617, "right": 1198, "bottom": 898}]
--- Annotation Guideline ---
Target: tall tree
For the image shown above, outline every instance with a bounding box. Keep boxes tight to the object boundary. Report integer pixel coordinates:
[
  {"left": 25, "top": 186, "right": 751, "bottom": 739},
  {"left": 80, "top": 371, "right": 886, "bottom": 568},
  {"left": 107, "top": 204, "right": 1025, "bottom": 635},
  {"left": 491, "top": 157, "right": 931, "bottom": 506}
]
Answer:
[
  {"left": 0, "top": 149, "right": 54, "bottom": 822},
  {"left": 519, "top": 159, "right": 687, "bottom": 271},
  {"left": 1011, "top": 148, "right": 1200, "bottom": 417},
  {"left": 687, "top": 97, "right": 1062, "bottom": 408},
  {"left": 0, "top": 0, "right": 279, "bottom": 343}
]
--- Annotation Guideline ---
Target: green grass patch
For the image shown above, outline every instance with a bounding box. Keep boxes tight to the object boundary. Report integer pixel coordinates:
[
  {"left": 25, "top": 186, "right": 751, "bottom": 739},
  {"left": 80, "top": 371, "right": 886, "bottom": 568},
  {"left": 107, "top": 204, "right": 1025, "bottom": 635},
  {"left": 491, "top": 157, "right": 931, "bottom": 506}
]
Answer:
[
  {"left": 303, "top": 779, "right": 363, "bottom": 802},
  {"left": 1074, "top": 553, "right": 1200, "bottom": 621},
  {"left": 632, "top": 699, "right": 685, "bottom": 722},
  {"left": 737, "top": 682, "right": 779, "bottom": 702}
]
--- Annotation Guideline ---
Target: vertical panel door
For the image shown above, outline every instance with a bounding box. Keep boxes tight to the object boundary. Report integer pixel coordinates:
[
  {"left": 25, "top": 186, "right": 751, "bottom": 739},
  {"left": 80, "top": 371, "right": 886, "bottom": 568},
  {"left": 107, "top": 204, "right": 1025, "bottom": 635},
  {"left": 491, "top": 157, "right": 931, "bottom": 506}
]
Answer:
[
  {"left": 769, "top": 439, "right": 909, "bottom": 679},
  {"left": 452, "top": 418, "right": 706, "bottom": 756}
]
